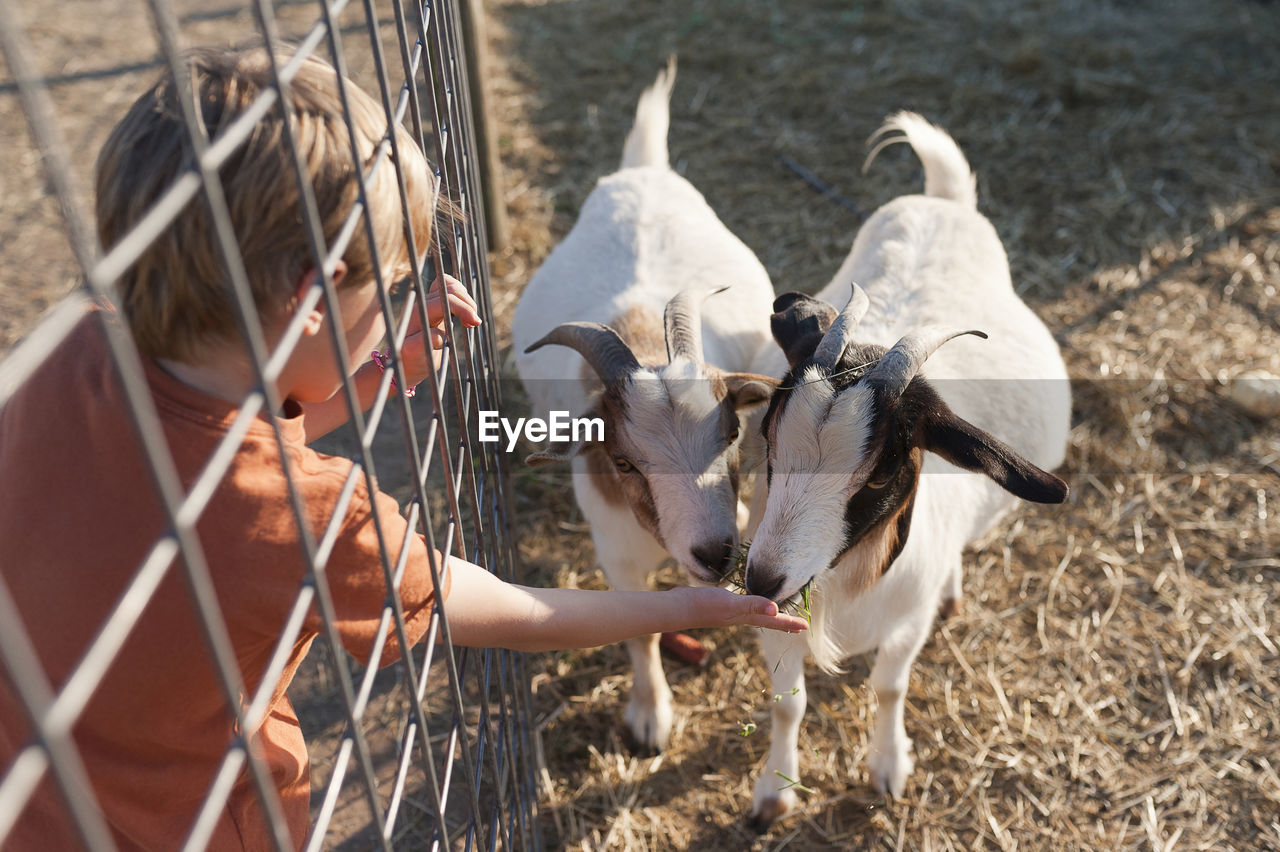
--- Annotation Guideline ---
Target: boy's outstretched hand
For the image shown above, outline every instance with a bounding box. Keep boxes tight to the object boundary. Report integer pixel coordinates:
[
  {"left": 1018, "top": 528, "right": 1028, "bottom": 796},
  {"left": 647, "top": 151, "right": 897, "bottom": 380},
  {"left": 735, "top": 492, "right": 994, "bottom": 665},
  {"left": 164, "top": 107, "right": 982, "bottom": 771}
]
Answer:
[
  {"left": 678, "top": 586, "right": 809, "bottom": 633},
  {"left": 442, "top": 557, "right": 808, "bottom": 651}
]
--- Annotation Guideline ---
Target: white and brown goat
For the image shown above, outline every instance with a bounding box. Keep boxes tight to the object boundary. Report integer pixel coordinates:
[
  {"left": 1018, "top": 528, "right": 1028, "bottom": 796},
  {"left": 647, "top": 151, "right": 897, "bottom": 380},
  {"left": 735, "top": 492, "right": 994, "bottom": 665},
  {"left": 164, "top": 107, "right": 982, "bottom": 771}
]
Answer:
[
  {"left": 742, "top": 113, "right": 1072, "bottom": 828},
  {"left": 511, "top": 60, "right": 776, "bottom": 751}
]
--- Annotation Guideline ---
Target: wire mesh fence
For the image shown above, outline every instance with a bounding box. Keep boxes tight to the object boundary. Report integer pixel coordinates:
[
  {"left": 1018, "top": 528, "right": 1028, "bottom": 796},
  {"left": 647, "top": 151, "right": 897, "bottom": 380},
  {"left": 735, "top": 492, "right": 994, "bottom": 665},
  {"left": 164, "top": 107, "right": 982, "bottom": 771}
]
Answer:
[{"left": 0, "top": 0, "right": 540, "bottom": 849}]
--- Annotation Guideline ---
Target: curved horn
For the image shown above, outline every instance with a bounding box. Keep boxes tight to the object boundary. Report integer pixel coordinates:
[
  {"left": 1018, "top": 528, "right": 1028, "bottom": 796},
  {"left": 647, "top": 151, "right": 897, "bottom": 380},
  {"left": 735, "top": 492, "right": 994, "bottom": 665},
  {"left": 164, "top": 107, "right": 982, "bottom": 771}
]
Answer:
[
  {"left": 663, "top": 285, "right": 730, "bottom": 363},
  {"left": 865, "top": 325, "right": 988, "bottom": 400},
  {"left": 525, "top": 322, "right": 642, "bottom": 386},
  {"left": 811, "top": 283, "right": 871, "bottom": 367}
]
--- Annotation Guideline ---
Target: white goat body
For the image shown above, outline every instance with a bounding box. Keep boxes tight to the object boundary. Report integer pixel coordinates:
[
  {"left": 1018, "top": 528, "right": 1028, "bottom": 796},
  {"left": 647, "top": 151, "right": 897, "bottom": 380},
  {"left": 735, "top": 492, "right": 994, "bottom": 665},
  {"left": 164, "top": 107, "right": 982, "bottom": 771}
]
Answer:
[
  {"left": 512, "top": 61, "right": 776, "bottom": 751},
  {"left": 743, "top": 113, "right": 1071, "bottom": 827}
]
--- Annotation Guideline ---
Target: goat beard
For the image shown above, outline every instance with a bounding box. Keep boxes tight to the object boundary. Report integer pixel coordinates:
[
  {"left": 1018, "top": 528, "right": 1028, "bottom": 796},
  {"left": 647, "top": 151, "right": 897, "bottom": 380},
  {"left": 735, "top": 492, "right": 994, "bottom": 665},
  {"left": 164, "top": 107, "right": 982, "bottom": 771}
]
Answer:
[{"left": 806, "top": 521, "right": 902, "bottom": 673}]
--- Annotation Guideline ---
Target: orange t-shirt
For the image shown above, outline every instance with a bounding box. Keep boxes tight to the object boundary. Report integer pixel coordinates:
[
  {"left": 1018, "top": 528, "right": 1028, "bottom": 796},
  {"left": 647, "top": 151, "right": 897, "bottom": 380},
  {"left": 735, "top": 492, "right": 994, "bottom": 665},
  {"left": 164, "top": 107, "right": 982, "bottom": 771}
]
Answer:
[{"left": 0, "top": 310, "right": 449, "bottom": 850}]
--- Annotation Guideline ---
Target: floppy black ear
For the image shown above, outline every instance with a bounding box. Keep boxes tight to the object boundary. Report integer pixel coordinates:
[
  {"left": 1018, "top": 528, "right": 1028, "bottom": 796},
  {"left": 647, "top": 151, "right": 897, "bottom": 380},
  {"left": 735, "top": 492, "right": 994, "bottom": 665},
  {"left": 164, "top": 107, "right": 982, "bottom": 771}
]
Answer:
[
  {"left": 770, "top": 292, "right": 837, "bottom": 369},
  {"left": 921, "top": 408, "right": 1069, "bottom": 504}
]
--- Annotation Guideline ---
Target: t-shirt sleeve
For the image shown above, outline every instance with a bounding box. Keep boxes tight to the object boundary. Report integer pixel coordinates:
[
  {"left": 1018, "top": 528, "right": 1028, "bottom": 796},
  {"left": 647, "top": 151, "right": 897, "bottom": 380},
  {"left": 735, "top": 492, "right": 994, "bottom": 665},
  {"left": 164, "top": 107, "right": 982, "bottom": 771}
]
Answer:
[{"left": 312, "top": 482, "right": 450, "bottom": 668}]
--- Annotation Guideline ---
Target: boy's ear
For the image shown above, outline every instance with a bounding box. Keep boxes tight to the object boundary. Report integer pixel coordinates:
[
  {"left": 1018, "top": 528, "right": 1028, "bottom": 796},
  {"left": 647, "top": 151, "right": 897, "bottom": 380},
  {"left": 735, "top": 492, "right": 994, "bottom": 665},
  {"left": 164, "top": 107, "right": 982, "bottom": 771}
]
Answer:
[
  {"left": 921, "top": 405, "right": 1069, "bottom": 504},
  {"left": 293, "top": 260, "right": 349, "bottom": 335},
  {"left": 770, "top": 292, "right": 837, "bottom": 369}
]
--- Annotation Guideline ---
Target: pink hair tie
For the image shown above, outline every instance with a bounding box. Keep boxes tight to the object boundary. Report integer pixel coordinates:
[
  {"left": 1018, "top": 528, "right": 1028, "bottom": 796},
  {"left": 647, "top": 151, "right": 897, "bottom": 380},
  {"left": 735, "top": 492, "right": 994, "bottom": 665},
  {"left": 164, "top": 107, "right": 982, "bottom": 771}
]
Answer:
[{"left": 370, "top": 349, "right": 417, "bottom": 398}]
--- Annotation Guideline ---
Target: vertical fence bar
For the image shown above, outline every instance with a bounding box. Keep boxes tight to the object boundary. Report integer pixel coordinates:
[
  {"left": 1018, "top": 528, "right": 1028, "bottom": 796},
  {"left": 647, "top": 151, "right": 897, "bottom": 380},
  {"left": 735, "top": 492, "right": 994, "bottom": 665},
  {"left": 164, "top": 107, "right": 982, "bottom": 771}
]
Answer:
[
  {"left": 392, "top": 1, "right": 516, "bottom": 848},
  {"left": 431, "top": 5, "right": 539, "bottom": 849},
  {"left": 0, "top": 0, "right": 538, "bottom": 848}
]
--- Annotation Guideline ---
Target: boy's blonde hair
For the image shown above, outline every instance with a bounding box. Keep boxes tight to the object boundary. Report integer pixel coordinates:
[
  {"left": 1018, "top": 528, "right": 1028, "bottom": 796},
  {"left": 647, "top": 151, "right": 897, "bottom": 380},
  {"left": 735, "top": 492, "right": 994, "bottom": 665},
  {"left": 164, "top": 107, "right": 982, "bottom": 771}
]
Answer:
[{"left": 96, "top": 48, "right": 435, "bottom": 362}]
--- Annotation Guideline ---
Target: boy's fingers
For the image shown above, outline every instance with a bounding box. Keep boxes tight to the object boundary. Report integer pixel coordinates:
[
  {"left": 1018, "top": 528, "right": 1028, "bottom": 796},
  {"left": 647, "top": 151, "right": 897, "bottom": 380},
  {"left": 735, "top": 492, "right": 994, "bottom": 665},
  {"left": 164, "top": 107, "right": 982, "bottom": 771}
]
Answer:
[
  {"left": 427, "top": 275, "right": 479, "bottom": 312},
  {"left": 428, "top": 273, "right": 465, "bottom": 294},
  {"left": 746, "top": 613, "right": 809, "bottom": 633},
  {"left": 429, "top": 328, "right": 446, "bottom": 370},
  {"left": 739, "top": 595, "right": 779, "bottom": 617},
  {"left": 739, "top": 595, "right": 807, "bottom": 632},
  {"left": 425, "top": 284, "right": 482, "bottom": 328},
  {"left": 449, "top": 293, "right": 483, "bottom": 327},
  {"left": 449, "top": 275, "right": 479, "bottom": 311}
]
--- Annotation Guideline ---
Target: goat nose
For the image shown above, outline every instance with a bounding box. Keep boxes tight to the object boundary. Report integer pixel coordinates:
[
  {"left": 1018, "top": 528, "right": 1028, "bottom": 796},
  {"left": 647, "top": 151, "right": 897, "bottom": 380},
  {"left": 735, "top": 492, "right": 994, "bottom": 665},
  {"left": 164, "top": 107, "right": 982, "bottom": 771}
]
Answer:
[
  {"left": 745, "top": 562, "right": 786, "bottom": 602},
  {"left": 692, "top": 538, "right": 735, "bottom": 577}
]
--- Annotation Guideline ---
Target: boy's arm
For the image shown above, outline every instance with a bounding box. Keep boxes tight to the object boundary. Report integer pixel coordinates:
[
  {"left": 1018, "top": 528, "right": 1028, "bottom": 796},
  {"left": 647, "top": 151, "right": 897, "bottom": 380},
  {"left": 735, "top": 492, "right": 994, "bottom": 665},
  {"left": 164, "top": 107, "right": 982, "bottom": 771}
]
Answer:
[{"left": 439, "top": 556, "right": 807, "bottom": 652}]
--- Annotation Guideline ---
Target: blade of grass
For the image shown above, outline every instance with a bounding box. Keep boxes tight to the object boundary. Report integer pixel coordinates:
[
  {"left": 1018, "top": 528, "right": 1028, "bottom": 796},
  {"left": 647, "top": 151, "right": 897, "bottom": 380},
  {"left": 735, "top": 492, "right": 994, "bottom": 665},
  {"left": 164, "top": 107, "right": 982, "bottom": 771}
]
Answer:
[{"left": 774, "top": 771, "right": 816, "bottom": 795}]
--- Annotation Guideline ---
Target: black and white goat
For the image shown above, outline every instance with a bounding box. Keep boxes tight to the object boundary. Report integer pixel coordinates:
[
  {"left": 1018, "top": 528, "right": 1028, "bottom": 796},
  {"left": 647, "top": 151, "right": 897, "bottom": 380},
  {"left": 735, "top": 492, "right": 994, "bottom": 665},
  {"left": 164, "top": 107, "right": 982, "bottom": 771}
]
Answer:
[
  {"left": 512, "top": 60, "right": 776, "bottom": 751},
  {"left": 742, "top": 113, "right": 1071, "bottom": 828}
]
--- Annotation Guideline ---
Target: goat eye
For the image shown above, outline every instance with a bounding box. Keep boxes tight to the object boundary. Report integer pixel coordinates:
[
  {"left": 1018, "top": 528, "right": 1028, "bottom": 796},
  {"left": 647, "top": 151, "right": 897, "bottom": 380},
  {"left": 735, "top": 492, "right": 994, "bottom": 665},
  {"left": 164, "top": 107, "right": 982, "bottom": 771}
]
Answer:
[
  {"left": 726, "top": 423, "right": 740, "bottom": 443},
  {"left": 614, "top": 457, "right": 634, "bottom": 473},
  {"left": 865, "top": 472, "right": 893, "bottom": 489}
]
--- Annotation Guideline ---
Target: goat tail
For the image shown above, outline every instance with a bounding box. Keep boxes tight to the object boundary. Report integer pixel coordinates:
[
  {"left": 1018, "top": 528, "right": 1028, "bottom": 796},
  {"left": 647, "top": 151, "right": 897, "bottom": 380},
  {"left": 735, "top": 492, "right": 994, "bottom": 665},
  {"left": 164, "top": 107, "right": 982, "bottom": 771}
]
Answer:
[
  {"left": 864, "top": 111, "right": 978, "bottom": 209},
  {"left": 620, "top": 55, "right": 676, "bottom": 170}
]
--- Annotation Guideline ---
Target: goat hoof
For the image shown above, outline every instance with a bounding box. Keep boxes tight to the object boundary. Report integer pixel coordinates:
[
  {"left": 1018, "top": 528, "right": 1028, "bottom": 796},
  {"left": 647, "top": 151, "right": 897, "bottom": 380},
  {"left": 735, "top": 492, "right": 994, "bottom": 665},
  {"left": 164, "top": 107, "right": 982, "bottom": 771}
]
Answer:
[
  {"left": 624, "top": 731, "right": 665, "bottom": 752},
  {"left": 620, "top": 718, "right": 665, "bottom": 756},
  {"left": 746, "top": 794, "right": 792, "bottom": 834},
  {"left": 623, "top": 699, "right": 672, "bottom": 754},
  {"left": 938, "top": 596, "right": 963, "bottom": 620},
  {"left": 868, "top": 747, "right": 913, "bottom": 798}
]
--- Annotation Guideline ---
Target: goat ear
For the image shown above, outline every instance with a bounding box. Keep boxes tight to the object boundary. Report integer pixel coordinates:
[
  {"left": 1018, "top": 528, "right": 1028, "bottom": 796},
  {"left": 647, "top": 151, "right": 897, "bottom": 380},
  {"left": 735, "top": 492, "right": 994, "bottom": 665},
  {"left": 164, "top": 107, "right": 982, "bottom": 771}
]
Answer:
[
  {"left": 770, "top": 292, "right": 837, "bottom": 369},
  {"left": 724, "top": 372, "right": 779, "bottom": 409},
  {"left": 921, "top": 408, "right": 1069, "bottom": 504},
  {"left": 525, "top": 407, "right": 602, "bottom": 467}
]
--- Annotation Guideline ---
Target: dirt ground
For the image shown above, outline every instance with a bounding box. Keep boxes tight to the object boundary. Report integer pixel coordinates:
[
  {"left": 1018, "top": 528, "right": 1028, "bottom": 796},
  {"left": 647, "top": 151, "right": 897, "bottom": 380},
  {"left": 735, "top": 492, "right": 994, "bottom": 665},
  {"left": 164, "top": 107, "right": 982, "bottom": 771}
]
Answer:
[{"left": 2, "top": 0, "right": 1279, "bottom": 850}]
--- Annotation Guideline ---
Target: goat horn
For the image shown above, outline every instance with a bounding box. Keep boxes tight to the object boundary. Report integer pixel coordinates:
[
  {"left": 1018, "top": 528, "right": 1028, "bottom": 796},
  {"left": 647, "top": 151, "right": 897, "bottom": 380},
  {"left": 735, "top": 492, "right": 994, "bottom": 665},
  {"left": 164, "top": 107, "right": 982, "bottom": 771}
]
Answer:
[
  {"left": 865, "top": 325, "right": 988, "bottom": 400},
  {"left": 664, "top": 285, "right": 730, "bottom": 363},
  {"left": 525, "top": 322, "right": 643, "bottom": 386},
  {"left": 811, "top": 283, "right": 871, "bottom": 368}
]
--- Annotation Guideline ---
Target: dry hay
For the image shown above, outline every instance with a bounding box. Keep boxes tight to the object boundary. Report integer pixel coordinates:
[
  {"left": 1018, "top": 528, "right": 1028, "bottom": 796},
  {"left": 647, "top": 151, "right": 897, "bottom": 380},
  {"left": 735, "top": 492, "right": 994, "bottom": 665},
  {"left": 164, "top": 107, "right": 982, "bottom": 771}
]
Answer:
[{"left": 482, "top": 0, "right": 1280, "bottom": 849}]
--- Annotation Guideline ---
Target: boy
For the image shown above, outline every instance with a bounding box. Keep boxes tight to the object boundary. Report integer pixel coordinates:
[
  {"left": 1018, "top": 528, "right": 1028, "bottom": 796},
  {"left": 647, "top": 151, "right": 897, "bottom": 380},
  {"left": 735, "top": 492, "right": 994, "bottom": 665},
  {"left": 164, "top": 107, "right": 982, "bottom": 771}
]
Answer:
[{"left": 0, "top": 49, "right": 804, "bottom": 850}]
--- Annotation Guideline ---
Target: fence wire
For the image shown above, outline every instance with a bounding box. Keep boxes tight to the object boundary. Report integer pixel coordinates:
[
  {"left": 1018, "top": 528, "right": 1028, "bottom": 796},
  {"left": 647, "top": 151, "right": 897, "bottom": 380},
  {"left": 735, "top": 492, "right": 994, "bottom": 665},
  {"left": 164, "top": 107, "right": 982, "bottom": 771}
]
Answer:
[{"left": 0, "top": 0, "right": 540, "bottom": 849}]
